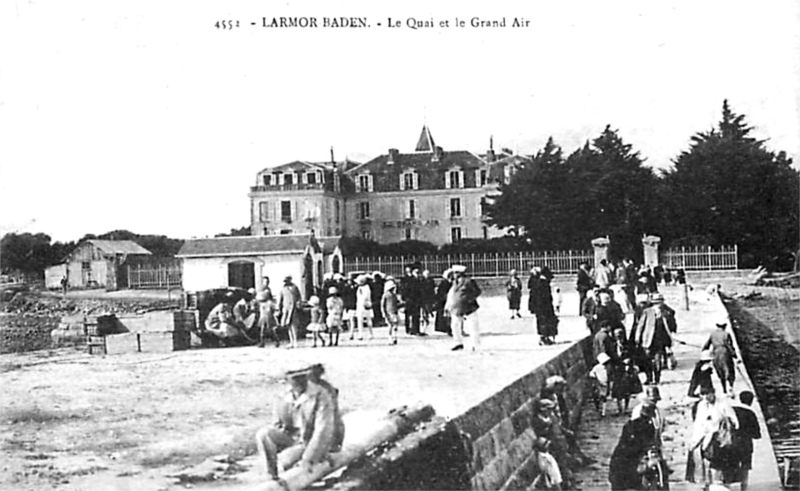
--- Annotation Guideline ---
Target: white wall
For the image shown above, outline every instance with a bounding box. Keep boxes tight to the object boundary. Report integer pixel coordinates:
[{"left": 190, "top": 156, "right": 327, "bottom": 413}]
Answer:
[
  {"left": 45, "top": 264, "right": 67, "bottom": 289},
  {"left": 182, "top": 254, "right": 305, "bottom": 292}
]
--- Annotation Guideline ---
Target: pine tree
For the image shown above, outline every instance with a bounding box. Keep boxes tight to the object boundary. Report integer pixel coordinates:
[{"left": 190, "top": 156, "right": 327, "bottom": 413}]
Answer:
[{"left": 663, "top": 100, "right": 799, "bottom": 269}]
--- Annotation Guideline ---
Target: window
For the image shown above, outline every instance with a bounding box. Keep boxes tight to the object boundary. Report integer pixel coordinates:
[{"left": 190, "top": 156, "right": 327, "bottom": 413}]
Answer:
[
  {"left": 281, "top": 200, "right": 292, "bottom": 222},
  {"left": 334, "top": 201, "right": 340, "bottom": 224},
  {"left": 407, "top": 199, "right": 416, "bottom": 219},
  {"left": 479, "top": 169, "right": 488, "bottom": 186},
  {"left": 483, "top": 226, "right": 489, "bottom": 240},
  {"left": 400, "top": 171, "right": 419, "bottom": 191},
  {"left": 479, "top": 197, "right": 488, "bottom": 217},
  {"left": 306, "top": 172, "right": 316, "bottom": 184},
  {"left": 446, "top": 170, "right": 464, "bottom": 189},
  {"left": 280, "top": 229, "right": 292, "bottom": 235},
  {"left": 283, "top": 173, "right": 293, "bottom": 186},
  {"left": 262, "top": 175, "right": 272, "bottom": 186},
  {"left": 361, "top": 230, "right": 372, "bottom": 240},
  {"left": 334, "top": 173, "right": 341, "bottom": 192},
  {"left": 405, "top": 228, "right": 412, "bottom": 240},
  {"left": 358, "top": 201, "right": 370, "bottom": 220},
  {"left": 449, "top": 171, "right": 460, "bottom": 189},
  {"left": 450, "top": 198, "right": 462, "bottom": 217},
  {"left": 358, "top": 174, "right": 373, "bottom": 193},
  {"left": 259, "top": 201, "right": 271, "bottom": 221},
  {"left": 451, "top": 227, "right": 462, "bottom": 242}
]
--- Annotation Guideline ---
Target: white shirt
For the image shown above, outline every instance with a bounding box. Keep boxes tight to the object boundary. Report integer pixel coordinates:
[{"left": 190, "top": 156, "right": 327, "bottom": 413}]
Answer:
[{"left": 692, "top": 397, "right": 739, "bottom": 449}]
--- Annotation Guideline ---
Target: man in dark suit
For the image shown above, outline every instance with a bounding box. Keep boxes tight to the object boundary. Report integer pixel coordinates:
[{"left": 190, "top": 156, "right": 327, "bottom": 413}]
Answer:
[{"left": 576, "top": 261, "right": 594, "bottom": 314}]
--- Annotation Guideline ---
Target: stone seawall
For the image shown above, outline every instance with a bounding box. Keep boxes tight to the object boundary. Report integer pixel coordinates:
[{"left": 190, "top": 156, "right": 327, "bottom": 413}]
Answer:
[{"left": 334, "top": 336, "right": 594, "bottom": 490}]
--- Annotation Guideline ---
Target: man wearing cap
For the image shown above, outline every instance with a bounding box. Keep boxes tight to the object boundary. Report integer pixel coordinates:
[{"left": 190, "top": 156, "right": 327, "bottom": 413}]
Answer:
[
  {"left": 631, "top": 293, "right": 674, "bottom": 384},
  {"left": 447, "top": 265, "right": 482, "bottom": 351},
  {"left": 277, "top": 276, "right": 302, "bottom": 349},
  {"left": 702, "top": 320, "right": 737, "bottom": 394},
  {"left": 255, "top": 365, "right": 337, "bottom": 482}
]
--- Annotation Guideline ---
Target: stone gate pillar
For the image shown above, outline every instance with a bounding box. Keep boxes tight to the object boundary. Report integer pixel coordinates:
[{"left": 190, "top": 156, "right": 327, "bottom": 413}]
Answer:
[
  {"left": 642, "top": 235, "right": 661, "bottom": 267},
  {"left": 591, "top": 237, "right": 611, "bottom": 269}
]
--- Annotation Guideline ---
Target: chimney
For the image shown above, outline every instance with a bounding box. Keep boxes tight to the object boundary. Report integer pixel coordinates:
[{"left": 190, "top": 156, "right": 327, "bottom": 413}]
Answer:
[
  {"left": 487, "top": 135, "right": 496, "bottom": 162},
  {"left": 388, "top": 148, "right": 399, "bottom": 164},
  {"left": 432, "top": 145, "right": 443, "bottom": 162},
  {"left": 330, "top": 146, "right": 335, "bottom": 164}
]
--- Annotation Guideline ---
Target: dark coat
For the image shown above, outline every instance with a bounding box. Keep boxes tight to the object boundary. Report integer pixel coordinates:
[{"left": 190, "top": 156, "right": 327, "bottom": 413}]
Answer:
[{"left": 609, "top": 417, "right": 656, "bottom": 490}]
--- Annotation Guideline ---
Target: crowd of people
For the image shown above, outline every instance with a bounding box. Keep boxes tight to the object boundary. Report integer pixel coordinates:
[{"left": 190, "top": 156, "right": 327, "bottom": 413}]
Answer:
[
  {"left": 202, "top": 258, "right": 761, "bottom": 490},
  {"left": 570, "top": 260, "right": 760, "bottom": 490},
  {"left": 199, "top": 263, "right": 484, "bottom": 352}
]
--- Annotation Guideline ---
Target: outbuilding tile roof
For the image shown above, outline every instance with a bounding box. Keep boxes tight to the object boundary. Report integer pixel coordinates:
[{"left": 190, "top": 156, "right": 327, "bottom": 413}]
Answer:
[
  {"left": 87, "top": 240, "right": 152, "bottom": 255},
  {"left": 177, "top": 234, "right": 320, "bottom": 258}
]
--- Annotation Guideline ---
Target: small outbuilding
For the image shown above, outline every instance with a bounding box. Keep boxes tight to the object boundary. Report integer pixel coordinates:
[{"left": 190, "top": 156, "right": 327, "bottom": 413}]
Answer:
[
  {"left": 45, "top": 240, "right": 152, "bottom": 290},
  {"left": 177, "top": 233, "right": 335, "bottom": 299}
]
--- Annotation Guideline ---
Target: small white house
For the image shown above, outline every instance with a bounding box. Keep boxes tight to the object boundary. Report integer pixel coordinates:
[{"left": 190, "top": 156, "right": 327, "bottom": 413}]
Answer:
[
  {"left": 177, "top": 233, "right": 338, "bottom": 299},
  {"left": 45, "top": 240, "right": 152, "bottom": 290}
]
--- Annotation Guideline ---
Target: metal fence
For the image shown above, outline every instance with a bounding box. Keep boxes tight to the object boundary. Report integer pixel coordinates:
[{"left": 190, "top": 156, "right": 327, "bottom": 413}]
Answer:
[
  {"left": 661, "top": 245, "right": 738, "bottom": 271},
  {"left": 343, "top": 250, "right": 594, "bottom": 277},
  {"left": 126, "top": 262, "right": 182, "bottom": 289}
]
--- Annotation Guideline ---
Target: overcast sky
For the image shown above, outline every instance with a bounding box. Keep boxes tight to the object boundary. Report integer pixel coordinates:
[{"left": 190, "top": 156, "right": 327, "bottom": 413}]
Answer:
[{"left": 1, "top": 0, "right": 798, "bottom": 242}]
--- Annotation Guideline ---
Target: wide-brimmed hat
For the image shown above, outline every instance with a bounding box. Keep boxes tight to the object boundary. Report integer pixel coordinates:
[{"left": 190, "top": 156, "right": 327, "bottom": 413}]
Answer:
[
  {"left": 545, "top": 375, "right": 567, "bottom": 388},
  {"left": 357, "top": 275, "right": 368, "bottom": 285},
  {"left": 451, "top": 265, "right": 467, "bottom": 274},
  {"left": 283, "top": 275, "right": 293, "bottom": 283},
  {"left": 328, "top": 286, "right": 339, "bottom": 295},
  {"left": 650, "top": 293, "right": 664, "bottom": 303},
  {"left": 308, "top": 295, "right": 320, "bottom": 306},
  {"left": 597, "top": 353, "right": 611, "bottom": 364},
  {"left": 285, "top": 363, "right": 310, "bottom": 380},
  {"left": 384, "top": 280, "right": 397, "bottom": 292}
]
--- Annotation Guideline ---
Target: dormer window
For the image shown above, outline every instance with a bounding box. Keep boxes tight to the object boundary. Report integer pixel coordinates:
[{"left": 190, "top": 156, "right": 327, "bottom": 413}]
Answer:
[
  {"left": 262, "top": 174, "right": 272, "bottom": 186},
  {"left": 357, "top": 174, "right": 373, "bottom": 193},
  {"left": 284, "top": 173, "right": 293, "bottom": 186},
  {"left": 445, "top": 169, "right": 465, "bottom": 189},
  {"left": 400, "top": 171, "right": 419, "bottom": 191},
  {"left": 476, "top": 168, "right": 488, "bottom": 187}
]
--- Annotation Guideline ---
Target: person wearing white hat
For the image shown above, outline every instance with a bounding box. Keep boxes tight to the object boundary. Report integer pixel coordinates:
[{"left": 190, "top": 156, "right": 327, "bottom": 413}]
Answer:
[
  {"left": 381, "top": 280, "right": 400, "bottom": 345},
  {"left": 277, "top": 276, "right": 302, "bottom": 348},
  {"left": 353, "top": 275, "right": 374, "bottom": 341},
  {"left": 590, "top": 352, "right": 612, "bottom": 417},
  {"left": 446, "top": 265, "right": 482, "bottom": 351},
  {"left": 325, "top": 286, "right": 343, "bottom": 347}
]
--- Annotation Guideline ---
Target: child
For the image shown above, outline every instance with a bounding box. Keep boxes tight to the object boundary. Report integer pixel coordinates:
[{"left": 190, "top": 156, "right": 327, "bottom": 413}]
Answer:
[
  {"left": 381, "top": 280, "right": 400, "bottom": 345},
  {"left": 637, "top": 445, "right": 671, "bottom": 490},
  {"left": 325, "top": 286, "right": 343, "bottom": 347},
  {"left": 612, "top": 357, "right": 643, "bottom": 415},
  {"left": 353, "top": 275, "right": 374, "bottom": 341},
  {"left": 589, "top": 352, "right": 611, "bottom": 417},
  {"left": 306, "top": 296, "right": 326, "bottom": 348}
]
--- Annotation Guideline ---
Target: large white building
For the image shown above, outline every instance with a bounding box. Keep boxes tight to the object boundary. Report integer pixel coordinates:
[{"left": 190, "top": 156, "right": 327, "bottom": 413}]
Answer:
[{"left": 249, "top": 126, "right": 529, "bottom": 246}]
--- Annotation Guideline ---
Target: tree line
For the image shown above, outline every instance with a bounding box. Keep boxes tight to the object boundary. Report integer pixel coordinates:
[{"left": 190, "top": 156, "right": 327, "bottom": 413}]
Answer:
[
  {"left": 2, "top": 101, "right": 797, "bottom": 276},
  {"left": 486, "top": 101, "right": 799, "bottom": 270}
]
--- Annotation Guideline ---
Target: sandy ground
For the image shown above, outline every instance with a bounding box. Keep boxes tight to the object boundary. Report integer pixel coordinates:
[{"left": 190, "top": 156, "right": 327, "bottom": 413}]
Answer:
[{"left": 1, "top": 293, "right": 589, "bottom": 491}]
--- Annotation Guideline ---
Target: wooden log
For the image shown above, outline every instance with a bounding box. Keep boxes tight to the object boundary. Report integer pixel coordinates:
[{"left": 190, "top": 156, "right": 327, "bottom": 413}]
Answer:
[{"left": 244, "top": 404, "right": 435, "bottom": 491}]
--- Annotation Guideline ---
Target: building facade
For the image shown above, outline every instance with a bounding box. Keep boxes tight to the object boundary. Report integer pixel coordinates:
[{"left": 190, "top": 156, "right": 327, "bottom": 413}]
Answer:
[
  {"left": 45, "top": 240, "right": 152, "bottom": 290},
  {"left": 249, "top": 127, "right": 527, "bottom": 246}
]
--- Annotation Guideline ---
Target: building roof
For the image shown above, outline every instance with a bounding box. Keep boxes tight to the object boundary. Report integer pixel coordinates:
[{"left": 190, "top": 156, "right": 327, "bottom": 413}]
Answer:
[
  {"left": 348, "top": 149, "right": 486, "bottom": 174},
  {"left": 177, "top": 234, "right": 322, "bottom": 258},
  {"left": 316, "top": 236, "right": 342, "bottom": 255},
  {"left": 87, "top": 240, "right": 152, "bottom": 255},
  {"left": 415, "top": 125, "right": 436, "bottom": 152},
  {"left": 257, "top": 159, "right": 360, "bottom": 176}
]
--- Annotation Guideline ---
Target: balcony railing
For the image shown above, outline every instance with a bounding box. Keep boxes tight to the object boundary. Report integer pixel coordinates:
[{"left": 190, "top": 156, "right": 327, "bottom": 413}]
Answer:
[{"left": 250, "top": 182, "right": 331, "bottom": 193}]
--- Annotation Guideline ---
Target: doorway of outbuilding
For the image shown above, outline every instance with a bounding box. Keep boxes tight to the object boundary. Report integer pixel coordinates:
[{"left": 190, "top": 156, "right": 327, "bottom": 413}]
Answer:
[{"left": 228, "top": 261, "right": 255, "bottom": 290}]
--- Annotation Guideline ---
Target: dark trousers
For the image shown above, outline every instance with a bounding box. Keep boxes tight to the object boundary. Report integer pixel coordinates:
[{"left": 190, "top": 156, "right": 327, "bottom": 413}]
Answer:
[
  {"left": 405, "top": 304, "right": 421, "bottom": 334},
  {"left": 578, "top": 289, "right": 588, "bottom": 315}
]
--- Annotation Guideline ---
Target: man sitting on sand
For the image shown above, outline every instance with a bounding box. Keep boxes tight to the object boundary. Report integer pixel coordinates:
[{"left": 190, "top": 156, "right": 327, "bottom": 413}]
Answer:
[{"left": 255, "top": 364, "right": 337, "bottom": 483}]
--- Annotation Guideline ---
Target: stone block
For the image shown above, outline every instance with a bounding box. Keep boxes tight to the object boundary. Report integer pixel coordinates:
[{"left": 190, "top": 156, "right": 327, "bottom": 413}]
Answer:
[
  {"left": 139, "top": 330, "right": 190, "bottom": 353},
  {"left": 491, "top": 418, "right": 516, "bottom": 453},
  {"left": 105, "top": 332, "right": 140, "bottom": 355},
  {"left": 471, "top": 432, "right": 495, "bottom": 473},
  {"left": 510, "top": 401, "right": 533, "bottom": 436}
]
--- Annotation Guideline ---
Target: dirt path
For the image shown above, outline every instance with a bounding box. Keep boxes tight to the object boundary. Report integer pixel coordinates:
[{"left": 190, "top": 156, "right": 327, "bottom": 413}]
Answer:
[{"left": 1, "top": 294, "right": 589, "bottom": 491}]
